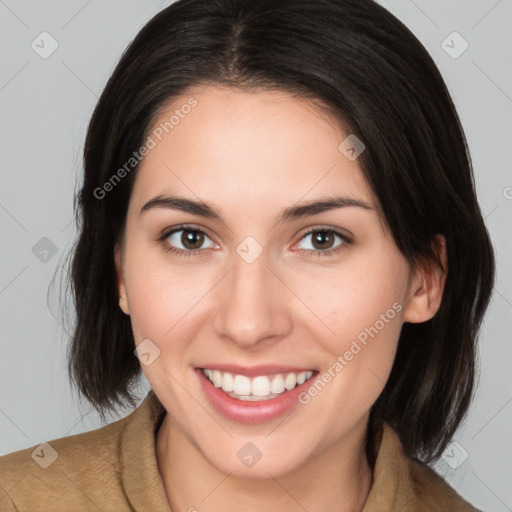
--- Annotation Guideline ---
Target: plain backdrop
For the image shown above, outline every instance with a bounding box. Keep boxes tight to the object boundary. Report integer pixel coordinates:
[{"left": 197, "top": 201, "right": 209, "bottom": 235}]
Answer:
[{"left": 1, "top": 1, "right": 511, "bottom": 510}]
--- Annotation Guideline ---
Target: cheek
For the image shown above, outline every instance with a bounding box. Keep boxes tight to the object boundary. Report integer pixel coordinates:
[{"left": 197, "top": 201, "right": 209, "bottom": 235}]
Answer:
[
  {"left": 285, "top": 254, "right": 408, "bottom": 349},
  {"left": 330, "top": 278, "right": 404, "bottom": 353},
  {"left": 287, "top": 251, "right": 408, "bottom": 410},
  {"left": 123, "top": 243, "right": 221, "bottom": 362}
]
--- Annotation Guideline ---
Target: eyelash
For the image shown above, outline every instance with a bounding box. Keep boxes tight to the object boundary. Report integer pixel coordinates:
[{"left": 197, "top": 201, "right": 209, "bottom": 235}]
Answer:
[{"left": 158, "top": 224, "right": 352, "bottom": 259}]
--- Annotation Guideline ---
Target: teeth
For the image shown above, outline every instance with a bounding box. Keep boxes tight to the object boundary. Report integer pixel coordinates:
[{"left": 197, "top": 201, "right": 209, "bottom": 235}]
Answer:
[
  {"left": 233, "top": 375, "right": 251, "bottom": 395},
  {"left": 270, "top": 374, "right": 285, "bottom": 394},
  {"left": 284, "top": 373, "right": 297, "bottom": 390},
  {"left": 202, "top": 368, "right": 314, "bottom": 401},
  {"left": 252, "top": 376, "right": 271, "bottom": 397},
  {"left": 222, "top": 372, "right": 234, "bottom": 392},
  {"left": 212, "top": 370, "right": 223, "bottom": 388}
]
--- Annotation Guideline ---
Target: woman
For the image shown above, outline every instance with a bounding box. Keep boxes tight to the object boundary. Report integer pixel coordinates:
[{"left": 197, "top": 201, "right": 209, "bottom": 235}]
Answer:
[{"left": 0, "top": 0, "right": 494, "bottom": 510}]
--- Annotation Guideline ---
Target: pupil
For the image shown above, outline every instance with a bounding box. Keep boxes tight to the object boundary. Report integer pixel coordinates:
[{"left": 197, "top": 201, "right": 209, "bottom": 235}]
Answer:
[
  {"left": 313, "top": 231, "right": 332, "bottom": 249},
  {"left": 183, "top": 230, "right": 203, "bottom": 249}
]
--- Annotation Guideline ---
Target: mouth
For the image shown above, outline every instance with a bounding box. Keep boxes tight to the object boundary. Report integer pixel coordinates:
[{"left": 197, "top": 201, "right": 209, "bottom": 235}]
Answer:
[
  {"left": 201, "top": 368, "right": 315, "bottom": 401},
  {"left": 195, "top": 365, "right": 319, "bottom": 424}
]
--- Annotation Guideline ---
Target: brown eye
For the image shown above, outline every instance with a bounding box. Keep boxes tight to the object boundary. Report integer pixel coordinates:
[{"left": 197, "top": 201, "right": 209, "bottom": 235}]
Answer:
[
  {"left": 163, "top": 226, "right": 216, "bottom": 254},
  {"left": 181, "top": 229, "right": 205, "bottom": 250},
  {"left": 310, "top": 230, "right": 336, "bottom": 250},
  {"left": 296, "top": 228, "right": 350, "bottom": 257}
]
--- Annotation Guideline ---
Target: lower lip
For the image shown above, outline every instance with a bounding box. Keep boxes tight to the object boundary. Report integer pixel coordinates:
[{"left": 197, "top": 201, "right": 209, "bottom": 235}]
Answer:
[{"left": 196, "top": 368, "right": 317, "bottom": 424}]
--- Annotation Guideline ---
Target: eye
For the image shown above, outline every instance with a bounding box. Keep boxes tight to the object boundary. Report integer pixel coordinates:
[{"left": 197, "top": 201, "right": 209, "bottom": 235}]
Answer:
[
  {"left": 295, "top": 228, "right": 351, "bottom": 257},
  {"left": 160, "top": 224, "right": 217, "bottom": 256},
  {"left": 159, "top": 225, "right": 351, "bottom": 258}
]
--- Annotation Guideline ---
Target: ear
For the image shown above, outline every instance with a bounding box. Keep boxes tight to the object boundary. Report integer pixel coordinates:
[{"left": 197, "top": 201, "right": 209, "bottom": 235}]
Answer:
[
  {"left": 114, "top": 244, "right": 130, "bottom": 316},
  {"left": 402, "top": 235, "right": 447, "bottom": 324}
]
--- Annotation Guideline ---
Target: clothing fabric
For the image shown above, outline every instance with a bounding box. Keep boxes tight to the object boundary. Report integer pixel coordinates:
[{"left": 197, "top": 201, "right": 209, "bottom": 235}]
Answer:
[{"left": 0, "top": 390, "right": 480, "bottom": 511}]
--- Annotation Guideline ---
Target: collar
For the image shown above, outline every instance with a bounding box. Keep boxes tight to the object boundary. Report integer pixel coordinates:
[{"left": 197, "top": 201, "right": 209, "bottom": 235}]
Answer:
[
  {"left": 121, "top": 389, "right": 170, "bottom": 511},
  {"left": 120, "top": 390, "right": 474, "bottom": 512}
]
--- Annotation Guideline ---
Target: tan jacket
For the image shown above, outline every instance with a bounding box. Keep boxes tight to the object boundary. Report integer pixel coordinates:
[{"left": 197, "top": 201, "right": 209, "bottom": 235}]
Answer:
[{"left": 0, "top": 390, "right": 480, "bottom": 511}]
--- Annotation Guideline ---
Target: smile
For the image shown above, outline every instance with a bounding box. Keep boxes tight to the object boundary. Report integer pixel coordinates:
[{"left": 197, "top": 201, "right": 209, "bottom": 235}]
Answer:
[
  {"left": 201, "top": 368, "right": 315, "bottom": 401},
  {"left": 196, "top": 365, "right": 320, "bottom": 423}
]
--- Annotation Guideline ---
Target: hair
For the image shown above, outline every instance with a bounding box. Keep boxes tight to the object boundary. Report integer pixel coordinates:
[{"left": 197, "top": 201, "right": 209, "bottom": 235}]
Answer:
[{"left": 64, "top": 0, "right": 494, "bottom": 463}]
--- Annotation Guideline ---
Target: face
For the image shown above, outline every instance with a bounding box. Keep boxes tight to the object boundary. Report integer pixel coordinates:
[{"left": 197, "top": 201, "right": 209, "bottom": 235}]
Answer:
[{"left": 115, "top": 86, "right": 434, "bottom": 478}]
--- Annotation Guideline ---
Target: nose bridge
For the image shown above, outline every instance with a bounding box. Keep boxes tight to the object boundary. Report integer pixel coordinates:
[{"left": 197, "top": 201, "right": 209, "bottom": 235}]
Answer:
[{"left": 213, "top": 244, "right": 289, "bottom": 346}]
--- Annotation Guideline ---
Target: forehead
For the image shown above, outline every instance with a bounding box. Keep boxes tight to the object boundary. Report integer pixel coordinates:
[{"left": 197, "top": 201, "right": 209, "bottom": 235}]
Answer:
[{"left": 131, "top": 86, "right": 374, "bottom": 212}]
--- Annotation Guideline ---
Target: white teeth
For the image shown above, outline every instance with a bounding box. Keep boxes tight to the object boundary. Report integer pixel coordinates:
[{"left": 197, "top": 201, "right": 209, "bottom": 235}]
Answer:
[
  {"left": 212, "top": 370, "right": 223, "bottom": 388},
  {"left": 251, "top": 376, "right": 271, "bottom": 397},
  {"left": 222, "top": 372, "right": 234, "bottom": 392},
  {"left": 202, "top": 368, "right": 315, "bottom": 400},
  {"left": 284, "top": 373, "right": 297, "bottom": 390},
  {"left": 270, "top": 374, "right": 285, "bottom": 394},
  {"left": 233, "top": 375, "right": 251, "bottom": 395}
]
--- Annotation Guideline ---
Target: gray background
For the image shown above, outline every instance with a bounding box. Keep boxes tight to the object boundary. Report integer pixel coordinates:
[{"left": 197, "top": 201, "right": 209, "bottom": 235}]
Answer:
[{"left": 0, "top": 1, "right": 511, "bottom": 510}]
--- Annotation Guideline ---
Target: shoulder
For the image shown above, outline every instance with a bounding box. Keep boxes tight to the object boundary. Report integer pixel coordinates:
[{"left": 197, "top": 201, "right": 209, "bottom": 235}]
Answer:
[
  {"left": 406, "top": 454, "right": 481, "bottom": 511},
  {"left": 0, "top": 406, "right": 132, "bottom": 511},
  {"left": 365, "top": 423, "right": 482, "bottom": 512}
]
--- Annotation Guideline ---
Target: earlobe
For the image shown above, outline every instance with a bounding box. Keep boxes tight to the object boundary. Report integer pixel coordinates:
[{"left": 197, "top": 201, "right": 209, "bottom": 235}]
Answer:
[
  {"left": 114, "top": 246, "right": 130, "bottom": 316},
  {"left": 402, "top": 235, "right": 447, "bottom": 324}
]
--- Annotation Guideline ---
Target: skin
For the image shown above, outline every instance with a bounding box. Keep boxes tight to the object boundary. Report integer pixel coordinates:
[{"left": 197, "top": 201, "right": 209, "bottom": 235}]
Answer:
[{"left": 115, "top": 86, "right": 446, "bottom": 512}]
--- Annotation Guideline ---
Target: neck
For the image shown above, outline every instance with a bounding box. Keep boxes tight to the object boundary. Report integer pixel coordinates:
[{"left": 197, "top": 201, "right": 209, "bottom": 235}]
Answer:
[{"left": 156, "top": 414, "right": 373, "bottom": 512}]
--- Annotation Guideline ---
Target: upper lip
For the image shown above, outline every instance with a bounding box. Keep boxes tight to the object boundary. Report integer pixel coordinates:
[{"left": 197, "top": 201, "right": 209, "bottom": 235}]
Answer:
[{"left": 197, "top": 364, "right": 317, "bottom": 377}]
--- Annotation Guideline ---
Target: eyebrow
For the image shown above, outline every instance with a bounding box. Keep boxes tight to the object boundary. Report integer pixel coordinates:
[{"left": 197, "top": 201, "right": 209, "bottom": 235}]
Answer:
[{"left": 140, "top": 194, "right": 373, "bottom": 224}]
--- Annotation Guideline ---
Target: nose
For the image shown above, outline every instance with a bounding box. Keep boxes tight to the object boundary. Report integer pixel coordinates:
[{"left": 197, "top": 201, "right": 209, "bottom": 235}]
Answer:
[{"left": 212, "top": 247, "right": 292, "bottom": 349}]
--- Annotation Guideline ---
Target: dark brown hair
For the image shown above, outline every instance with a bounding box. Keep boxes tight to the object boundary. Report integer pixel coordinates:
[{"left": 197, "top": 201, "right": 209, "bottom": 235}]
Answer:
[{"left": 63, "top": 0, "right": 494, "bottom": 462}]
